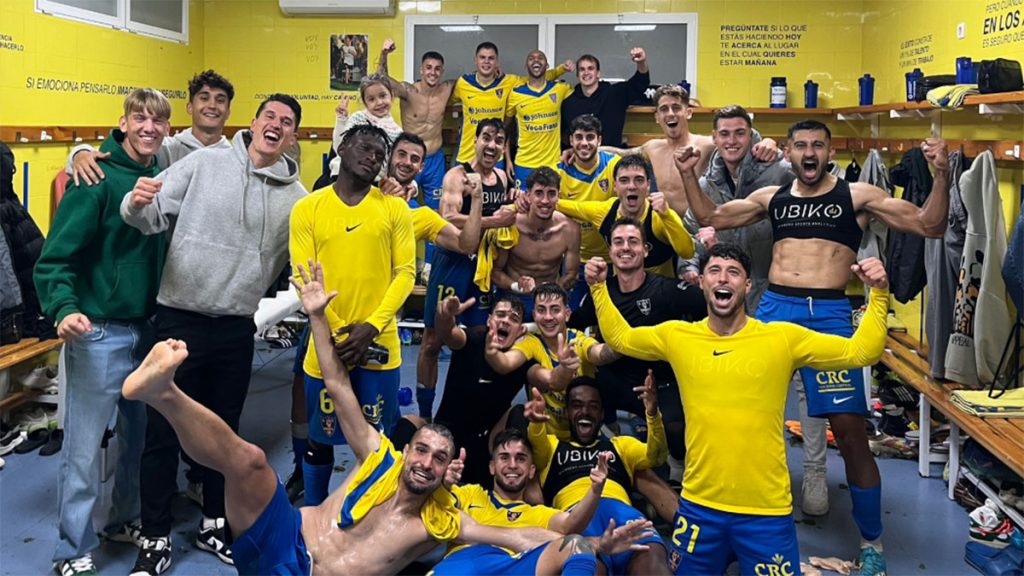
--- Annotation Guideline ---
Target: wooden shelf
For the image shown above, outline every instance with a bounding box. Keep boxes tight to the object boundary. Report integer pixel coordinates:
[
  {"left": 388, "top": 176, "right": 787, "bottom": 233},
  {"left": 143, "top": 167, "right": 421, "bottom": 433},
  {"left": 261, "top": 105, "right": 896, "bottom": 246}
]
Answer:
[{"left": 0, "top": 389, "right": 42, "bottom": 413}]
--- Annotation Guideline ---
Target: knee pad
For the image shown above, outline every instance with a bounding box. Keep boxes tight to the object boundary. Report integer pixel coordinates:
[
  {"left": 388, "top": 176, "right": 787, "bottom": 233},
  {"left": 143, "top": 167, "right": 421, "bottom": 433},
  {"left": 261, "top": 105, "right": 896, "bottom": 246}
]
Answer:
[{"left": 304, "top": 439, "right": 334, "bottom": 465}]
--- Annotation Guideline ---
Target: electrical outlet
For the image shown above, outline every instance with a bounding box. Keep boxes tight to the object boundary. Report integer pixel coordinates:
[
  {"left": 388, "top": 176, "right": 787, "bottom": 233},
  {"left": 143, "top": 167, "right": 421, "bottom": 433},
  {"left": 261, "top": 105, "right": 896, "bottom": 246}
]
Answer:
[{"left": 957, "top": 22, "right": 966, "bottom": 39}]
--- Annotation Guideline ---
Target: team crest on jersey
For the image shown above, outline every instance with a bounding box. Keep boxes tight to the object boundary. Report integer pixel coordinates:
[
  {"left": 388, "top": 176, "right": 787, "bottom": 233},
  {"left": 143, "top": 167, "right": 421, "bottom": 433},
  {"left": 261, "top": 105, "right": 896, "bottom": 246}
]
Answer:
[
  {"left": 598, "top": 180, "right": 609, "bottom": 192},
  {"left": 496, "top": 88, "right": 504, "bottom": 98},
  {"left": 668, "top": 549, "right": 682, "bottom": 571},
  {"left": 548, "top": 93, "right": 558, "bottom": 103},
  {"left": 507, "top": 510, "right": 522, "bottom": 522},
  {"left": 321, "top": 415, "right": 336, "bottom": 437},
  {"left": 637, "top": 298, "right": 652, "bottom": 316}
]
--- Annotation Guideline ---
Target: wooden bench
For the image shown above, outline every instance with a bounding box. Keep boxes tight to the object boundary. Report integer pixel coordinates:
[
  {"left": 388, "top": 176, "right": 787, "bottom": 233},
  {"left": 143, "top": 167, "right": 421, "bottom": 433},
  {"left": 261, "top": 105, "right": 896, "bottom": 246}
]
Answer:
[
  {"left": 0, "top": 337, "right": 63, "bottom": 414},
  {"left": 880, "top": 330, "right": 1024, "bottom": 512}
]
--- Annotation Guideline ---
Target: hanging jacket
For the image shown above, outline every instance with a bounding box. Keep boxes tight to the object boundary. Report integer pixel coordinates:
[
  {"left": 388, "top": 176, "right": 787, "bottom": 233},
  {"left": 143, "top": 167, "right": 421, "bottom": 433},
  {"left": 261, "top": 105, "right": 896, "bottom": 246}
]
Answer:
[
  {"left": 0, "top": 232, "right": 21, "bottom": 310},
  {"left": 0, "top": 141, "right": 53, "bottom": 338},
  {"left": 856, "top": 149, "right": 892, "bottom": 263},
  {"left": 925, "top": 151, "right": 968, "bottom": 378},
  {"left": 886, "top": 148, "right": 931, "bottom": 303},
  {"left": 1004, "top": 212, "right": 1023, "bottom": 318},
  {"left": 946, "top": 151, "right": 1010, "bottom": 387}
]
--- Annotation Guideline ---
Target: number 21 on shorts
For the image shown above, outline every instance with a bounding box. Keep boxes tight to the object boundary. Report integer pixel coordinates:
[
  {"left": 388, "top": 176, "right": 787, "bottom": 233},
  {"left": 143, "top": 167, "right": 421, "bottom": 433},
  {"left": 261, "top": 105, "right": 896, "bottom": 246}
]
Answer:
[{"left": 671, "top": 514, "right": 700, "bottom": 554}]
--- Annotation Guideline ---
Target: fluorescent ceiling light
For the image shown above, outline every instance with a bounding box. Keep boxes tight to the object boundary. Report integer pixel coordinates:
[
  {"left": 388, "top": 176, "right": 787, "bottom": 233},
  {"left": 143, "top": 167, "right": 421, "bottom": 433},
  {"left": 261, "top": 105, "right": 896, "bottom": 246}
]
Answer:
[
  {"left": 614, "top": 24, "right": 656, "bottom": 32},
  {"left": 441, "top": 25, "right": 484, "bottom": 32}
]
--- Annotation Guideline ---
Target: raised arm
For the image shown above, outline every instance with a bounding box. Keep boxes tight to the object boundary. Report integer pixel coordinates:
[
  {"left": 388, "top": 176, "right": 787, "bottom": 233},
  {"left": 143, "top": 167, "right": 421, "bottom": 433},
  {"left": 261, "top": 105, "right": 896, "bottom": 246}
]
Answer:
[
  {"left": 860, "top": 138, "right": 949, "bottom": 237},
  {"left": 633, "top": 371, "right": 668, "bottom": 468},
  {"left": 555, "top": 198, "right": 608, "bottom": 228},
  {"left": 435, "top": 295, "right": 474, "bottom": 351},
  {"left": 548, "top": 452, "right": 609, "bottom": 534},
  {"left": 558, "top": 219, "right": 582, "bottom": 291},
  {"left": 485, "top": 329, "right": 530, "bottom": 374},
  {"left": 649, "top": 193, "right": 695, "bottom": 259},
  {"left": 790, "top": 258, "right": 890, "bottom": 371},
  {"left": 377, "top": 38, "right": 411, "bottom": 100},
  {"left": 585, "top": 257, "right": 672, "bottom": 362},
  {"left": 673, "top": 146, "right": 769, "bottom": 230},
  {"left": 291, "top": 261, "right": 380, "bottom": 462}
]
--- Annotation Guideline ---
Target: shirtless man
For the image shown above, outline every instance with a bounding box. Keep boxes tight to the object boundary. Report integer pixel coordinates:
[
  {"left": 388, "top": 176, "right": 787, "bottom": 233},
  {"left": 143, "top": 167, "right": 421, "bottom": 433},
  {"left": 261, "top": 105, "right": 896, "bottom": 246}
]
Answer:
[
  {"left": 493, "top": 167, "right": 581, "bottom": 319},
  {"left": 378, "top": 39, "right": 454, "bottom": 221},
  {"left": 676, "top": 120, "right": 949, "bottom": 575},
  {"left": 417, "top": 119, "right": 517, "bottom": 421},
  {"left": 121, "top": 262, "right": 650, "bottom": 575},
  {"left": 603, "top": 85, "right": 776, "bottom": 216}
]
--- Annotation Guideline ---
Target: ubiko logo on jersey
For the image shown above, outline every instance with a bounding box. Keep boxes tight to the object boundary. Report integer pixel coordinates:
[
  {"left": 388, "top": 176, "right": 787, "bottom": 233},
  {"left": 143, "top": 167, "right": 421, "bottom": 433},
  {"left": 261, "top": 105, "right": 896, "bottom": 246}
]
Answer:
[{"left": 773, "top": 203, "right": 843, "bottom": 221}]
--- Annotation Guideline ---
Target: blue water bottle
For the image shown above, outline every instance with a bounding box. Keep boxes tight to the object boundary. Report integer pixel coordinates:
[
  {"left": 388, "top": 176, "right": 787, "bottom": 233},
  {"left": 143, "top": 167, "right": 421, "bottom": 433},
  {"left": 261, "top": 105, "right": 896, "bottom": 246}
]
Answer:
[
  {"left": 956, "top": 57, "right": 975, "bottom": 83},
  {"left": 804, "top": 80, "right": 819, "bottom": 108},
  {"left": 905, "top": 68, "right": 923, "bottom": 101},
  {"left": 679, "top": 79, "right": 691, "bottom": 95},
  {"left": 770, "top": 77, "right": 787, "bottom": 108},
  {"left": 398, "top": 387, "right": 413, "bottom": 407},
  {"left": 858, "top": 74, "right": 875, "bottom": 106}
]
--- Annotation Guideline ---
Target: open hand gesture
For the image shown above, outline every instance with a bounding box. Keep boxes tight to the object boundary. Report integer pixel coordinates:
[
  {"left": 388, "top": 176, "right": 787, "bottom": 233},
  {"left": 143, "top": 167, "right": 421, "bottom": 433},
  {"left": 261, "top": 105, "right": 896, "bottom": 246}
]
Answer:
[
  {"left": 523, "top": 387, "right": 550, "bottom": 424},
  {"left": 290, "top": 259, "right": 337, "bottom": 316}
]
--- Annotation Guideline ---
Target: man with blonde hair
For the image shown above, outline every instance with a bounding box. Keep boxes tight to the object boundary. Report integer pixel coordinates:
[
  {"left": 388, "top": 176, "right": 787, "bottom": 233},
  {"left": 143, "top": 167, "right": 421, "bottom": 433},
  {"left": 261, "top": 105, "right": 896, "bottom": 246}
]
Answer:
[{"left": 35, "top": 88, "right": 171, "bottom": 576}]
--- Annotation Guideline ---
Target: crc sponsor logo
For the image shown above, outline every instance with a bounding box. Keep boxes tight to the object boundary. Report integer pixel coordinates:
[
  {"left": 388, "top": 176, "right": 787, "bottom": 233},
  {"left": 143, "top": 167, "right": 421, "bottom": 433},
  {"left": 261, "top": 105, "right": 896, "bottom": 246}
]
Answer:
[
  {"left": 815, "top": 370, "right": 851, "bottom": 385},
  {"left": 754, "top": 554, "right": 794, "bottom": 576},
  {"left": 362, "top": 393, "right": 385, "bottom": 426}
]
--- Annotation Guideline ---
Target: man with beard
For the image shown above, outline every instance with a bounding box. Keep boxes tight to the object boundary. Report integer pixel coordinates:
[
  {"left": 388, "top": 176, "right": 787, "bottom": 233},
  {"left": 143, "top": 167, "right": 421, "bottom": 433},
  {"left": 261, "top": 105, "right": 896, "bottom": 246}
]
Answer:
[
  {"left": 570, "top": 218, "right": 705, "bottom": 481},
  {"left": 122, "top": 94, "right": 307, "bottom": 574},
  {"left": 602, "top": 85, "right": 776, "bottom": 216},
  {"left": 586, "top": 244, "right": 892, "bottom": 575},
  {"left": 117, "top": 263, "right": 586, "bottom": 576},
  {"left": 486, "top": 283, "right": 618, "bottom": 441},
  {"left": 492, "top": 167, "right": 580, "bottom": 319},
  {"left": 675, "top": 121, "right": 949, "bottom": 575},
  {"left": 434, "top": 428, "right": 640, "bottom": 576},
  {"left": 289, "top": 124, "right": 415, "bottom": 507},
  {"left": 417, "top": 119, "right": 517, "bottom": 422},
  {"left": 524, "top": 376, "right": 671, "bottom": 575},
  {"left": 555, "top": 115, "right": 619, "bottom": 307},
  {"left": 504, "top": 50, "right": 574, "bottom": 189},
  {"left": 556, "top": 154, "right": 693, "bottom": 280},
  {"left": 560, "top": 49, "right": 649, "bottom": 151}
]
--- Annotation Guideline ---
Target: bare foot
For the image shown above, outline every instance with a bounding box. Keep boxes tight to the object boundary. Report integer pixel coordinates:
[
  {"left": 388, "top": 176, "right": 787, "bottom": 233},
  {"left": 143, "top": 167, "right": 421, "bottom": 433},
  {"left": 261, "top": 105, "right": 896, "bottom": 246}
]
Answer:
[{"left": 123, "top": 339, "right": 189, "bottom": 403}]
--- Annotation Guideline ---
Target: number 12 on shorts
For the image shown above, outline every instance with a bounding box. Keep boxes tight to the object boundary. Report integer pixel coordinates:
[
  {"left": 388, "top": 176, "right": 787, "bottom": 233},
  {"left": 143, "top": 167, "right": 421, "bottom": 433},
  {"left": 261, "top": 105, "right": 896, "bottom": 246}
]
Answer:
[{"left": 671, "top": 514, "right": 700, "bottom": 554}]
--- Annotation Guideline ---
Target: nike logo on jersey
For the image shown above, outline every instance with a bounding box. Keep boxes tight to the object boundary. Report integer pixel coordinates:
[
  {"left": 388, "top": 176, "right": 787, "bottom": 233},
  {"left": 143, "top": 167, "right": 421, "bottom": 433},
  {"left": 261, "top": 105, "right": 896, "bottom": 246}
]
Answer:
[
  {"left": 345, "top": 224, "right": 362, "bottom": 232},
  {"left": 467, "top": 504, "right": 484, "bottom": 510},
  {"left": 712, "top": 350, "right": 733, "bottom": 356},
  {"left": 832, "top": 396, "right": 854, "bottom": 405}
]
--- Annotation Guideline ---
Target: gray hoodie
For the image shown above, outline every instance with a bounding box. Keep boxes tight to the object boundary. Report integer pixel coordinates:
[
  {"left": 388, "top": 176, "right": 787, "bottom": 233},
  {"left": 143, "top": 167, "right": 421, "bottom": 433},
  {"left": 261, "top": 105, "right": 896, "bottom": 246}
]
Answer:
[
  {"left": 683, "top": 148, "right": 794, "bottom": 309},
  {"left": 68, "top": 128, "right": 230, "bottom": 174},
  {"left": 121, "top": 130, "right": 307, "bottom": 316}
]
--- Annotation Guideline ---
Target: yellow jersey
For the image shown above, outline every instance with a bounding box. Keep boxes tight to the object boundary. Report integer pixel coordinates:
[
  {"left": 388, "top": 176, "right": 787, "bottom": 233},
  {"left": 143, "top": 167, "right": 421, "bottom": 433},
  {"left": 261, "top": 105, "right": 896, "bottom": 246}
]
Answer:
[
  {"left": 450, "top": 67, "right": 564, "bottom": 164},
  {"left": 512, "top": 329, "right": 598, "bottom": 440},
  {"left": 556, "top": 197, "right": 694, "bottom": 279},
  {"left": 448, "top": 483, "right": 560, "bottom": 555},
  {"left": 592, "top": 282, "right": 889, "bottom": 515},
  {"left": 528, "top": 414, "right": 667, "bottom": 510},
  {"left": 555, "top": 152, "right": 620, "bottom": 260},
  {"left": 290, "top": 186, "right": 415, "bottom": 374},
  {"left": 412, "top": 206, "right": 448, "bottom": 243},
  {"left": 506, "top": 81, "right": 574, "bottom": 169}
]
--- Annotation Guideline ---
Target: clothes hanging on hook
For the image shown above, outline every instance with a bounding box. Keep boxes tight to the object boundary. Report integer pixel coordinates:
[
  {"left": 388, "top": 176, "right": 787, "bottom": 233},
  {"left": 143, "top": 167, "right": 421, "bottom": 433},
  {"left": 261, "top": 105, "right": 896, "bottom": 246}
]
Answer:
[{"left": 844, "top": 154, "right": 861, "bottom": 183}]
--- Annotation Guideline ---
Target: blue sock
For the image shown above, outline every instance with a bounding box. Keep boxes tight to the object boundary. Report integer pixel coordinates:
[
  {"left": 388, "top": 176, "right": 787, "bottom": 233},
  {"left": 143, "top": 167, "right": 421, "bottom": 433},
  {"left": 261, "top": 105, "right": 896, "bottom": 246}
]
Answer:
[
  {"left": 849, "top": 483, "right": 883, "bottom": 541},
  {"left": 562, "top": 553, "right": 597, "bottom": 576},
  {"left": 291, "top": 436, "right": 306, "bottom": 467},
  {"left": 303, "top": 460, "right": 333, "bottom": 506},
  {"left": 416, "top": 386, "right": 435, "bottom": 419}
]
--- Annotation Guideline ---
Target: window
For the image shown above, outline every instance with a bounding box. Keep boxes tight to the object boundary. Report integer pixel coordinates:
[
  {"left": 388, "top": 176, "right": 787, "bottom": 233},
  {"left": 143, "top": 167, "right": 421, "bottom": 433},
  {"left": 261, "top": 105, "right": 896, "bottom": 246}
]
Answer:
[
  {"left": 405, "top": 13, "right": 696, "bottom": 95},
  {"left": 37, "top": 0, "right": 188, "bottom": 43}
]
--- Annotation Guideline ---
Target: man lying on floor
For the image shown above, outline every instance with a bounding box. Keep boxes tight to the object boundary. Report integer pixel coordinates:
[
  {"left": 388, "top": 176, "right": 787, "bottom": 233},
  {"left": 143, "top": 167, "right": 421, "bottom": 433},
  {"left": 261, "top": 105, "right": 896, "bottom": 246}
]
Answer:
[{"left": 120, "top": 259, "right": 652, "bottom": 575}]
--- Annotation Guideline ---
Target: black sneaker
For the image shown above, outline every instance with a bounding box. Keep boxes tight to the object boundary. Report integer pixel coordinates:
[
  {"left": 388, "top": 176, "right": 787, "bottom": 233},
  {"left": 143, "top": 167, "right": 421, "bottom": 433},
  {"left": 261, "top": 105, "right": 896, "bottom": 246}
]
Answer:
[
  {"left": 285, "top": 468, "right": 304, "bottom": 502},
  {"left": 195, "top": 517, "right": 233, "bottom": 565},
  {"left": 129, "top": 536, "right": 171, "bottom": 575}
]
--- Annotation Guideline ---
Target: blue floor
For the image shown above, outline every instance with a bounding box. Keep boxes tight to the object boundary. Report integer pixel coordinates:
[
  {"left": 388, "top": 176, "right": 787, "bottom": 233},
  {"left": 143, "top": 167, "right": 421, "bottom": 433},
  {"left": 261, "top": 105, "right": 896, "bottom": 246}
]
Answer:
[{"left": 0, "top": 344, "right": 974, "bottom": 574}]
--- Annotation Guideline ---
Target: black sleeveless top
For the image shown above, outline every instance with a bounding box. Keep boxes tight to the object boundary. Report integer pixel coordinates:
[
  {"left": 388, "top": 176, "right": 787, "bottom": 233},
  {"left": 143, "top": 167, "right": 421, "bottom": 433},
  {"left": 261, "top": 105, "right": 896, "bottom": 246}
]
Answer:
[
  {"left": 768, "top": 178, "right": 862, "bottom": 253},
  {"left": 460, "top": 162, "right": 507, "bottom": 217},
  {"left": 599, "top": 200, "right": 677, "bottom": 270},
  {"left": 542, "top": 438, "right": 633, "bottom": 504}
]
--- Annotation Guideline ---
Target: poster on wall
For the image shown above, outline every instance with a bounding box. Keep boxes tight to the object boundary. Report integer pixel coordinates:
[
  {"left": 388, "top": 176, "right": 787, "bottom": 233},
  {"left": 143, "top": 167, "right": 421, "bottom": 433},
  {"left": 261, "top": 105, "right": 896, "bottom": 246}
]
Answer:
[{"left": 330, "top": 34, "right": 369, "bottom": 91}]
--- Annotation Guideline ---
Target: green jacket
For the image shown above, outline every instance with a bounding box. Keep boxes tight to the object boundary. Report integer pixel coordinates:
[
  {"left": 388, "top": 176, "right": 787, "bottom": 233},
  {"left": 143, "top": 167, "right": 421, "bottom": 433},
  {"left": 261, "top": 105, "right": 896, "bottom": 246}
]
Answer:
[{"left": 34, "top": 130, "right": 164, "bottom": 325}]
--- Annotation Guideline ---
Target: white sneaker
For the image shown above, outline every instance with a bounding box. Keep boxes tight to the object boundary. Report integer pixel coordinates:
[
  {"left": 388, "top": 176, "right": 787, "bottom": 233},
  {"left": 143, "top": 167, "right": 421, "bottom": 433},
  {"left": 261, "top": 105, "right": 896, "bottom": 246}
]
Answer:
[
  {"left": 801, "top": 469, "right": 829, "bottom": 516},
  {"left": 54, "top": 554, "right": 97, "bottom": 576},
  {"left": 19, "top": 364, "right": 59, "bottom": 390}
]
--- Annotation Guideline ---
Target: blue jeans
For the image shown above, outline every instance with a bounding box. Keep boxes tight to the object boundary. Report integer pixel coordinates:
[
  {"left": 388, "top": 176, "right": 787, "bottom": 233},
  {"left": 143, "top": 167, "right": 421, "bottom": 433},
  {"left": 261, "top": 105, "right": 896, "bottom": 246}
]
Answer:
[{"left": 53, "top": 320, "right": 151, "bottom": 562}]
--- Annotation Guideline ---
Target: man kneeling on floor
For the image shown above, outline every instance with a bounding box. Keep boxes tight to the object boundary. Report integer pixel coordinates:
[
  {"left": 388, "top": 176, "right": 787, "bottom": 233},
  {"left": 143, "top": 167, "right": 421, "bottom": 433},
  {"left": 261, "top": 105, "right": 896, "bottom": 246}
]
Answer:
[{"left": 121, "top": 260, "right": 651, "bottom": 575}]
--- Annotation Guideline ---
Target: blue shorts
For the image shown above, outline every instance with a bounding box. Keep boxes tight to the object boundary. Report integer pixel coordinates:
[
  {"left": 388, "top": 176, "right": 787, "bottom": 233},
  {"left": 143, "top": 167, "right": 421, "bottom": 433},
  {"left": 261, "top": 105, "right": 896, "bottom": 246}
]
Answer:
[
  {"left": 305, "top": 368, "right": 400, "bottom": 445},
  {"left": 425, "top": 247, "right": 492, "bottom": 328},
  {"left": 756, "top": 289, "right": 869, "bottom": 418},
  {"left": 231, "top": 481, "right": 311, "bottom": 575},
  {"left": 569, "top": 263, "right": 588, "bottom": 311},
  {"left": 667, "top": 497, "right": 799, "bottom": 576},
  {"left": 292, "top": 324, "right": 311, "bottom": 377},
  {"left": 416, "top": 149, "right": 446, "bottom": 212},
  {"left": 583, "top": 498, "right": 665, "bottom": 574},
  {"left": 431, "top": 543, "right": 548, "bottom": 576},
  {"left": 513, "top": 165, "right": 535, "bottom": 191}
]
